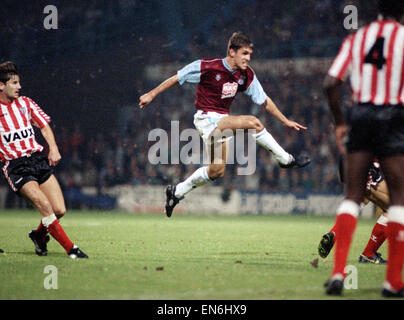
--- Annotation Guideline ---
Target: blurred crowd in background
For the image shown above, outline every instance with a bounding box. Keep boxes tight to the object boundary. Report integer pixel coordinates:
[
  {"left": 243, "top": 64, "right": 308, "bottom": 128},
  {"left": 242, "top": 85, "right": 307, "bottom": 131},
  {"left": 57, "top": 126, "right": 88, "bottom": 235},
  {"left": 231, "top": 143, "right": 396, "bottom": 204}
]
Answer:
[{"left": 1, "top": 0, "right": 381, "bottom": 199}]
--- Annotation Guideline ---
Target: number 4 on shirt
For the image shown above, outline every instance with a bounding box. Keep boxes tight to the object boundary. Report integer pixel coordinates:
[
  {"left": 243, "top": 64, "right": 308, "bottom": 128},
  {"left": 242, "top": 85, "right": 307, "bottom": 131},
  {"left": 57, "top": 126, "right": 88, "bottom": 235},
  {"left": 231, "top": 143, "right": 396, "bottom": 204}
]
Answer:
[{"left": 364, "top": 37, "right": 386, "bottom": 70}]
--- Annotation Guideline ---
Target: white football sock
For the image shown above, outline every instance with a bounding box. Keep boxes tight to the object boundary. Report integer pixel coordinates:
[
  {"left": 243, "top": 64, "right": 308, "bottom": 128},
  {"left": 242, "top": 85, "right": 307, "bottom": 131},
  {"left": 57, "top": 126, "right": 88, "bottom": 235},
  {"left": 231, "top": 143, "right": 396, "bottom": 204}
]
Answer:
[
  {"left": 41, "top": 213, "right": 57, "bottom": 228},
  {"left": 175, "top": 166, "right": 211, "bottom": 198},
  {"left": 252, "top": 128, "right": 292, "bottom": 165},
  {"left": 377, "top": 214, "right": 388, "bottom": 226}
]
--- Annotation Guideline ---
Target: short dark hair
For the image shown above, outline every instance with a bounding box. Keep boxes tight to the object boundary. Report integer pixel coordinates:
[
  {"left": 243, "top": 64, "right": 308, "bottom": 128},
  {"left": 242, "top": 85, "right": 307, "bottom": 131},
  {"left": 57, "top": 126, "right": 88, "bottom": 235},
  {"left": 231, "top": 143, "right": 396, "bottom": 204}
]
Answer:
[
  {"left": 0, "top": 61, "right": 19, "bottom": 84},
  {"left": 227, "top": 32, "right": 253, "bottom": 55},
  {"left": 378, "top": 0, "right": 404, "bottom": 20}
]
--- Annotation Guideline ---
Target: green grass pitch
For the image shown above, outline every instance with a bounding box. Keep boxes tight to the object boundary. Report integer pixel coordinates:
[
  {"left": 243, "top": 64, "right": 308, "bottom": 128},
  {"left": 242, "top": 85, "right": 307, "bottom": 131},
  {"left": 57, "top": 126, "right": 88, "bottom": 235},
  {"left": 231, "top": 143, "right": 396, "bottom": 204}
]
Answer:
[{"left": 0, "top": 209, "right": 392, "bottom": 300}]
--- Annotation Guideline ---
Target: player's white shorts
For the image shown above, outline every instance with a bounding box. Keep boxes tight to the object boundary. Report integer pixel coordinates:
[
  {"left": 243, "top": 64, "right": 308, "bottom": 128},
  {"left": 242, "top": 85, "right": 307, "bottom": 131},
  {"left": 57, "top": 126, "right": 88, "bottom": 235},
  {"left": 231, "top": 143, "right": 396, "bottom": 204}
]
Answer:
[{"left": 193, "top": 110, "right": 232, "bottom": 145}]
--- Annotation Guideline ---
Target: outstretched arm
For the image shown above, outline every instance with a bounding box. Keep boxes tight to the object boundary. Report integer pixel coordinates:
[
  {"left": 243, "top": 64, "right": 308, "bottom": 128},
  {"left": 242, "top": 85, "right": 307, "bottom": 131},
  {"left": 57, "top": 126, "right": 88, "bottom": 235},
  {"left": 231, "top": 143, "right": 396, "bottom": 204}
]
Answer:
[
  {"left": 262, "top": 96, "right": 307, "bottom": 131},
  {"left": 40, "top": 124, "right": 61, "bottom": 166},
  {"left": 323, "top": 75, "right": 346, "bottom": 153},
  {"left": 139, "top": 75, "right": 179, "bottom": 108}
]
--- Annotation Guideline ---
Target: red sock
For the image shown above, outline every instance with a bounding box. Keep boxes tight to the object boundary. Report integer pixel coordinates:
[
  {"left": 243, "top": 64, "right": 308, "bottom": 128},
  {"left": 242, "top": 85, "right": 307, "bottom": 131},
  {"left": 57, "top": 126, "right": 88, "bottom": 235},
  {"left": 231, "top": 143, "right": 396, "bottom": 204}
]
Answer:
[
  {"left": 329, "top": 224, "right": 337, "bottom": 235},
  {"left": 386, "top": 222, "right": 404, "bottom": 290},
  {"left": 362, "top": 222, "right": 387, "bottom": 258},
  {"left": 47, "top": 219, "right": 74, "bottom": 253},
  {"left": 36, "top": 222, "right": 48, "bottom": 241},
  {"left": 332, "top": 213, "right": 357, "bottom": 277}
]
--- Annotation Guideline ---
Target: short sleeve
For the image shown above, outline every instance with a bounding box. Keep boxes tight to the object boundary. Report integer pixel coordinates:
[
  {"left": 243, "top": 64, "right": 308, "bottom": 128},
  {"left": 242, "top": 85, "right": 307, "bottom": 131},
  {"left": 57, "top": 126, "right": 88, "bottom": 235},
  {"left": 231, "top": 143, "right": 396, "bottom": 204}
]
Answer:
[
  {"left": 328, "top": 35, "right": 353, "bottom": 81},
  {"left": 23, "top": 97, "right": 51, "bottom": 128},
  {"left": 177, "top": 60, "right": 202, "bottom": 85},
  {"left": 244, "top": 76, "right": 267, "bottom": 105}
]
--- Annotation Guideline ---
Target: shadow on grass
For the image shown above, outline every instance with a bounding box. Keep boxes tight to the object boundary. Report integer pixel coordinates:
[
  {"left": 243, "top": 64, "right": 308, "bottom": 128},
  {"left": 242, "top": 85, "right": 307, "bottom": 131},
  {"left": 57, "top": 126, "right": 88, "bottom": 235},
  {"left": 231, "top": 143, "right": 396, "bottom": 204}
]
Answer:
[{"left": 0, "top": 250, "right": 66, "bottom": 257}]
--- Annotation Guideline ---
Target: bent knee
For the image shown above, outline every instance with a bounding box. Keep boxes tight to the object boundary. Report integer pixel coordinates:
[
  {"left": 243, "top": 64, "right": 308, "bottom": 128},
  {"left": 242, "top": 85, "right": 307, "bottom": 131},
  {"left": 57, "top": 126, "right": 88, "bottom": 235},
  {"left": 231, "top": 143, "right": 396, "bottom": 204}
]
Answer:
[
  {"left": 247, "top": 116, "right": 264, "bottom": 132},
  {"left": 54, "top": 207, "right": 66, "bottom": 219}
]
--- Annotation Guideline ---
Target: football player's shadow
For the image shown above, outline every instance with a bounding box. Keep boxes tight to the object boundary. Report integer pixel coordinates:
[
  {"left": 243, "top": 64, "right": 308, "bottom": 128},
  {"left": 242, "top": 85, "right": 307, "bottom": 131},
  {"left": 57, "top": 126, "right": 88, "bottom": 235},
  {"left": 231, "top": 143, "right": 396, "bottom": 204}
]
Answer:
[{"left": 1, "top": 250, "right": 66, "bottom": 257}]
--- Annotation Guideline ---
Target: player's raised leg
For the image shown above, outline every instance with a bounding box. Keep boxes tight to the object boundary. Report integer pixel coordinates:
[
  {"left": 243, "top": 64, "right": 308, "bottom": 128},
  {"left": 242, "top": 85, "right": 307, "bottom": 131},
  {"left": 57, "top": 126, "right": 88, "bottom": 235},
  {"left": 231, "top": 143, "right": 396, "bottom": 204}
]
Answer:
[{"left": 216, "top": 115, "right": 310, "bottom": 168}]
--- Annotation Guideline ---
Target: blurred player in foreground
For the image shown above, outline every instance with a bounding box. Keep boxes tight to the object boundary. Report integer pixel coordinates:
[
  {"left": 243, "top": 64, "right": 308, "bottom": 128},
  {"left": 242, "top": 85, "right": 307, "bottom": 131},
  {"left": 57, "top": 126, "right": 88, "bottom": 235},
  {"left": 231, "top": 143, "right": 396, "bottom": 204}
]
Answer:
[
  {"left": 323, "top": 0, "right": 404, "bottom": 297},
  {"left": 0, "top": 61, "right": 87, "bottom": 259},
  {"left": 139, "top": 32, "right": 311, "bottom": 217},
  {"left": 318, "top": 158, "right": 388, "bottom": 264}
]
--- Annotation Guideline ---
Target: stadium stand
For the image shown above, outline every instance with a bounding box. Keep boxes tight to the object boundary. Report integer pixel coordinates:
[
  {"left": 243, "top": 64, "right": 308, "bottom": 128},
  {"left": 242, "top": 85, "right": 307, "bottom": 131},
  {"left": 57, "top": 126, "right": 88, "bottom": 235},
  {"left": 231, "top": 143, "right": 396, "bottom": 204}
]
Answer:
[{"left": 0, "top": 0, "right": 380, "bottom": 208}]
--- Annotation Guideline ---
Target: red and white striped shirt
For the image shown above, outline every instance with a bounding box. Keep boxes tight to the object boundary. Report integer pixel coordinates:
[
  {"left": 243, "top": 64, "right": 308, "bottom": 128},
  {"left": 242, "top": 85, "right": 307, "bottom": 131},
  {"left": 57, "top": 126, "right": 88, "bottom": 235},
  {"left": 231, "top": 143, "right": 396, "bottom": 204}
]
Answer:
[
  {"left": 328, "top": 19, "right": 404, "bottom": 105},
  {"left": 0, "top": 96, "right": 50, "bottom": 161}
]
